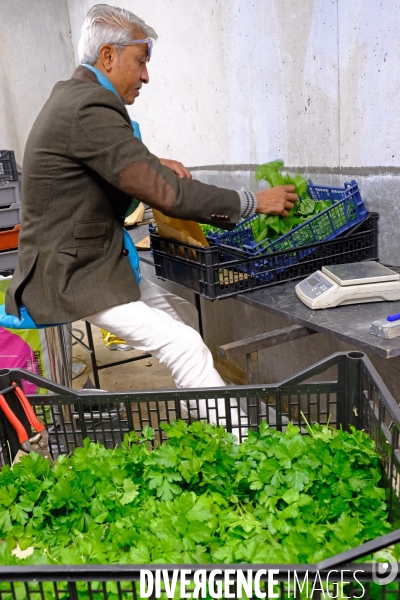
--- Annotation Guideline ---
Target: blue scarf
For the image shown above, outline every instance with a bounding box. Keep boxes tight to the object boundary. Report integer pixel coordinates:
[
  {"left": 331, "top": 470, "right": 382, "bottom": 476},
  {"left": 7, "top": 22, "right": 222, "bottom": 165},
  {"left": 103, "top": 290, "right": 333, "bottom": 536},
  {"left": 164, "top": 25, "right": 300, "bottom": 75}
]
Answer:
[{"left": 82, "top": 64, "right": 141, "bottom": 284}]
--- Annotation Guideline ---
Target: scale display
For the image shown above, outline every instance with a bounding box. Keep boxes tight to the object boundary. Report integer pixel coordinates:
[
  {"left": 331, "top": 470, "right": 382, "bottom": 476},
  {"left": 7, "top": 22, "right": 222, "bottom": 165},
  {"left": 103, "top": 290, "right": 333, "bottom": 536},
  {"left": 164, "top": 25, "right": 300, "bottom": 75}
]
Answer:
[{"left": 295, "top": 262, "right": 400, "bottom": 309}]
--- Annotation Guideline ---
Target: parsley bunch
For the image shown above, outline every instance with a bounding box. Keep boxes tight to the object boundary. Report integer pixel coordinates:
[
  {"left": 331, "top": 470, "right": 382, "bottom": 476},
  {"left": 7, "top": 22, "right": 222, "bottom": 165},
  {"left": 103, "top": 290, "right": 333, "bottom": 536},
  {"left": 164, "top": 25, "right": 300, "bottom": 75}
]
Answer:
[
  {"left": 0, "top": 420, "right": 392, "bottom": 567},
  {"left": 251, "top": 160, "right": 332, "bottom": 245}
]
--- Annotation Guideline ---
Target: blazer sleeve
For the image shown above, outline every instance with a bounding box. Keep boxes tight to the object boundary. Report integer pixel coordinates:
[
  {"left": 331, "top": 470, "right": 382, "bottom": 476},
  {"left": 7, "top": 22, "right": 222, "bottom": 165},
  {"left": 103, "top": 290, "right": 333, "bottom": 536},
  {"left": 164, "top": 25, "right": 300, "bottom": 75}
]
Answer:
[{"left": 69, "top": 88, "right": 240, "bottom": 228}]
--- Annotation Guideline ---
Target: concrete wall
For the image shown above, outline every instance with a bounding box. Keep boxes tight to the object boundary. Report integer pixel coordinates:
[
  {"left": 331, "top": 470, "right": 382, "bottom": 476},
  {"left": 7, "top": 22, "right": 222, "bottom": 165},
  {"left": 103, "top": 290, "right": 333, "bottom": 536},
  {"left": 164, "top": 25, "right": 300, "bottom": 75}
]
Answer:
[
  {"left": 66, "top": 0, "right": 400, "bottom": 169},
  {"left": 4, "top": 1, "right": 400, "bottom": 172},
  {"left": 65, "top": 1, "right": 400, "bottom": 264},
  {"left": 0, "top": 0, "right": 75, "bottom": 167}
]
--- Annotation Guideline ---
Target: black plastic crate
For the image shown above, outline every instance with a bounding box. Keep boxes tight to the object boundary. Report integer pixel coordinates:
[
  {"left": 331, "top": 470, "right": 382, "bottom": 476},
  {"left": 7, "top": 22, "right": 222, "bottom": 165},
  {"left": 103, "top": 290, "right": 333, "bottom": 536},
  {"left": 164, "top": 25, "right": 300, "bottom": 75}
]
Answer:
[
  {"left": 150, "top": 213, "right": 378, "bottom": 300},
  {"left": 0, "top": 151, "right": 18, "bottom": 182},
  {"left": 0, "top": 351, "right": 399, "bottom": 598}
]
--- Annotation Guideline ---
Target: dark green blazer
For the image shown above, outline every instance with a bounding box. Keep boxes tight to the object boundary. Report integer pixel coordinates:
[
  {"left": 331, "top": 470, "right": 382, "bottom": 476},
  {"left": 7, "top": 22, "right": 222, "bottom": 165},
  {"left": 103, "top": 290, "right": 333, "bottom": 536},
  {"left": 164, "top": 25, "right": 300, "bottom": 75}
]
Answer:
[{"left": 5, "top": 67, "right": 240, "bottom": 324}]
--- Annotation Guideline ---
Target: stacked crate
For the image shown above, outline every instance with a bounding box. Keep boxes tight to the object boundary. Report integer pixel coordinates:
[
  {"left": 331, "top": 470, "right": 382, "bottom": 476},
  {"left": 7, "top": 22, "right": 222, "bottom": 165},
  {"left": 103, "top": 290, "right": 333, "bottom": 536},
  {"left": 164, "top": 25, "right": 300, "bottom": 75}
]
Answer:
[{"left": 0, "top": 151, "right": 21, "bottom": 273}]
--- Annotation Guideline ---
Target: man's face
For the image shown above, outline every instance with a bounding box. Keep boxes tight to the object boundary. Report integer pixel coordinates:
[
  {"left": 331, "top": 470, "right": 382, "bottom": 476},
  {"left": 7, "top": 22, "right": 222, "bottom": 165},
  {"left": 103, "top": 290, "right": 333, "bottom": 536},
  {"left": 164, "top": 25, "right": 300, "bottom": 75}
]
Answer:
[{"left": 109, "top": 41, "right": 150, "bottom": 105}]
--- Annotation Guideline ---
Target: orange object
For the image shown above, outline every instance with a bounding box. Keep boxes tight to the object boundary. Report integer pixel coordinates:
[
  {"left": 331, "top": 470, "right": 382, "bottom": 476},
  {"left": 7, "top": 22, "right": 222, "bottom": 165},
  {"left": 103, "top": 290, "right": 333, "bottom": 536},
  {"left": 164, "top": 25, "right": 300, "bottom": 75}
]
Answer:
[{"left": 0, "top": 224, "right": 20, "bottom": 251}]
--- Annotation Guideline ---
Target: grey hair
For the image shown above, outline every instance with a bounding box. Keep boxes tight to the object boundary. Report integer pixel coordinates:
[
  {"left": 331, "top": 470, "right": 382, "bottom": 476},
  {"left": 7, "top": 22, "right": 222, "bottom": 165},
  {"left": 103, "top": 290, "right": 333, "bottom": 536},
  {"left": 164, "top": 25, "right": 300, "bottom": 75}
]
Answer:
[{"left": 78, "top": 4, "right": 157, "bottom": 65}]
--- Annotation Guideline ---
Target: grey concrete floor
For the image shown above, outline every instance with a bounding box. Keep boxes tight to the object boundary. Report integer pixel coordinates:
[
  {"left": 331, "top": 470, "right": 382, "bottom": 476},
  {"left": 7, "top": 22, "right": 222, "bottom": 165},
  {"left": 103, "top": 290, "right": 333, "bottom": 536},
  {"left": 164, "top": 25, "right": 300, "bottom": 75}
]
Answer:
[{"left": 71, "top": 320, "right": 176, "bottom": 392}]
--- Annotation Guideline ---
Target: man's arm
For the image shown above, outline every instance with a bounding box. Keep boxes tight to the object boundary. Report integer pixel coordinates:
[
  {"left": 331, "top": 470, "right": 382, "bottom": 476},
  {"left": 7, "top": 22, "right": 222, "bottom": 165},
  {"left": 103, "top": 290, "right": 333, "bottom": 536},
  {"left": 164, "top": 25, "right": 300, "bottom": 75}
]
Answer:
[
  {"left": 71, "top": 89, "right": 240, "bottom": 228},
  {"left": 71, "top": 89, "right": 296, "bottom": 227},
  {"left": 160, "top": 158, "right": 257, "bottom": 219},
  {"left": 158, "top": 159, "right": 263, "bottom": 221}
]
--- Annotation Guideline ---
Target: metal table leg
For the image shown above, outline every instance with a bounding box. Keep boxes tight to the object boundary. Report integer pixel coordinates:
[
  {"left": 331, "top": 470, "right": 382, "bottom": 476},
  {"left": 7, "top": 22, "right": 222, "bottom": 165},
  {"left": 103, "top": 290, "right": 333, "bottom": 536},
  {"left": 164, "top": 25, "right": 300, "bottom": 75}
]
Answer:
[
  {"left": 84, "top": 322, "right": 101, "bottom": 388},
  {"left": 219, "top": 324, "right": 317, "bottom": 384}
]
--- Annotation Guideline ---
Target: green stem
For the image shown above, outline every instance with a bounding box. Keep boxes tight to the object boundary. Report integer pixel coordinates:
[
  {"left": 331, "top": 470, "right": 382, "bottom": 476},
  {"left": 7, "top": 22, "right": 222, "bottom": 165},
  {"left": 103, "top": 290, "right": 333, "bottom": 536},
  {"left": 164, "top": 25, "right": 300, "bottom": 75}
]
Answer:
[{"left": 300, "top": 411, "right": 314, "bottom": 437}]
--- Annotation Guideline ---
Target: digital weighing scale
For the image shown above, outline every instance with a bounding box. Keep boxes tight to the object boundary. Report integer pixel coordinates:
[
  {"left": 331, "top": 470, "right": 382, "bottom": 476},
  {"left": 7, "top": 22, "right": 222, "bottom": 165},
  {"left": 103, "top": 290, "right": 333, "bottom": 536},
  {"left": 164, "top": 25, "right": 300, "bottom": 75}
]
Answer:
[{"left": 295, "top": 262, "right": 400, "bottom": 309}]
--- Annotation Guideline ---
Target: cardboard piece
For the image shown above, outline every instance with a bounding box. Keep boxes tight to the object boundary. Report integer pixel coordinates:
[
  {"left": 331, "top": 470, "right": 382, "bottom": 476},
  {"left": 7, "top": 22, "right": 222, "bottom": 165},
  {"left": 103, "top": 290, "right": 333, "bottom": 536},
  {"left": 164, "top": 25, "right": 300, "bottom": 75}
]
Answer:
[
  {"left": 152, "top": 209, "right": 208, "bottom": 247},
  {"left": 219, "top": 268, "right": 249, "bottom": 285},
  {"left": 124, "top": 202, "right": 145, "bottom": 227},
  {"left": 135, "top": 235, "right": 151, "bottom": 250}
]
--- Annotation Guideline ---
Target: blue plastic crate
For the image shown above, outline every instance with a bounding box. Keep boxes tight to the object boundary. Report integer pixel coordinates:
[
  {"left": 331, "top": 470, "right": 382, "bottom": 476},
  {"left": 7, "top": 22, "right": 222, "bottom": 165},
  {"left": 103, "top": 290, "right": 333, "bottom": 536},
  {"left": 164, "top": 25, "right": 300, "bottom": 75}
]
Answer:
[{"left": 209, "top": 180, "right": 367, "bottom": 257}]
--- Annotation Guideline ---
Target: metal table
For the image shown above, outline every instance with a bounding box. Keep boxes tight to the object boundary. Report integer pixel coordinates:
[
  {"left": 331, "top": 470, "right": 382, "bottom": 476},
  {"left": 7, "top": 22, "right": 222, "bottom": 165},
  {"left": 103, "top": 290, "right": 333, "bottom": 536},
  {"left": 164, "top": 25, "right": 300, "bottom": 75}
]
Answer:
[
  {"left": 236, "top": 269, "right": 400, "bottom": 359},
  {"left": 135, "top": 224, "right": 400, "bottom": 385}
]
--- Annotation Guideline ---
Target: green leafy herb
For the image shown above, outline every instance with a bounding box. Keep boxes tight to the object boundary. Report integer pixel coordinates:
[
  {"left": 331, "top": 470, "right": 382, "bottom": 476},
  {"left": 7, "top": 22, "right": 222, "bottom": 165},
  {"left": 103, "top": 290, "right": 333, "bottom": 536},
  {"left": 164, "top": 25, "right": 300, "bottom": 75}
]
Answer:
[
  {"left": 255, "top": 159, "right": 286, "bottom": 187},
  {"left": 251, "top": 160, "right": 333, "bottom": 246},
  {"left": 0, "top": 420, "right": 392, "bottom": 574},
  {"left": 297, "top": 197, "right": 316, "bottom": 216},
  {"left": 199, "top": 224, "right": 220, "bottom": 236}
]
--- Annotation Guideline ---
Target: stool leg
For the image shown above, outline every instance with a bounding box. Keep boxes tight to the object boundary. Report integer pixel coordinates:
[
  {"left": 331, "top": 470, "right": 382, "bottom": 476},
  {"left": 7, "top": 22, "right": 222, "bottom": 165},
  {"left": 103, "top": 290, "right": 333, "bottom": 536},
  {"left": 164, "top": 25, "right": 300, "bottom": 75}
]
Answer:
[
  {"left": 85, "top": 322, "right": 101, "bottom": 388},
  {"left": 58, "top": 325, "right": 72, "bottom": 388}
]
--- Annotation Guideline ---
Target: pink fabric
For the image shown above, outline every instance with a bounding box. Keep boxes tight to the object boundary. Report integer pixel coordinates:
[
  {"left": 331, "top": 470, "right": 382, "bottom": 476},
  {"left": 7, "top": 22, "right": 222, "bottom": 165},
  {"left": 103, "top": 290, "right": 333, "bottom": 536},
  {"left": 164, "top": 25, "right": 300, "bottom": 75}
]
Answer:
[{"left": 0, "top": 329, "right": 40, "bottom": 394}]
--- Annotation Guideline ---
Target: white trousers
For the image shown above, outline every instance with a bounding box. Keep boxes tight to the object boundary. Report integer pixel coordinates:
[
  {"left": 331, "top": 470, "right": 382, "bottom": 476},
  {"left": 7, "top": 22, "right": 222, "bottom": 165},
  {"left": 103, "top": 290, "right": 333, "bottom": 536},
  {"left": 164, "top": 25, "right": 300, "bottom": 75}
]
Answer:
[{"left": 85, "top": 278, "right": 226, "bottom": 390}]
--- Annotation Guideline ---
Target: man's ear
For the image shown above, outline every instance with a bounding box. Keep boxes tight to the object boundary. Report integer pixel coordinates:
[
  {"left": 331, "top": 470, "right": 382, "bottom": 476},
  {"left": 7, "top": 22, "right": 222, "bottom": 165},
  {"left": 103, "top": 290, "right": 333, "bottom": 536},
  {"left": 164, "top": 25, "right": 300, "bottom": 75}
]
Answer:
[{"left": 98, "top": 44, "right": 114, "bottom": 72}]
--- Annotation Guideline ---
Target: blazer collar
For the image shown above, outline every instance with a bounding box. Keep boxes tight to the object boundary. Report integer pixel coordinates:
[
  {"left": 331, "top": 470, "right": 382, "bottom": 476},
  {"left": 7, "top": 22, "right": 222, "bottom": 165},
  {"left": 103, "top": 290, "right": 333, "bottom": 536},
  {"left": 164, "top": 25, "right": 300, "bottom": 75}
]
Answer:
[
  {"left": 71, "top": 65, "right": 99, "bottom": 84},
  {"left": 70, "top": 64, "right": 132, "bottom": 126}
]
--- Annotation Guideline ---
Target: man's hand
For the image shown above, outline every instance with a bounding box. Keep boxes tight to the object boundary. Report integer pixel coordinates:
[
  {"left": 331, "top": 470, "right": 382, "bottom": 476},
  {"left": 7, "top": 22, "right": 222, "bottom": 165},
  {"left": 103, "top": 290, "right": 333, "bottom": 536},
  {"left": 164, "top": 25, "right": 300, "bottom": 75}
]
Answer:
[
  {"left": 160, "top": 158, "right": 192, "bottom": 179},
  {"left": 255, "top": 185, "right": 298, "bottom": 218}
]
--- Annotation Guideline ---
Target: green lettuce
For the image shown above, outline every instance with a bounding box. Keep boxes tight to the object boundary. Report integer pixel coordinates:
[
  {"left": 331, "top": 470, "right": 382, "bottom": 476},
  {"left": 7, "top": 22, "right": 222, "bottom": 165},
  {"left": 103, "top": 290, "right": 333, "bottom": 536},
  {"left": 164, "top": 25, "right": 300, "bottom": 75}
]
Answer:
[{"left": 251, "top": 160, "right": 332, "bottom": 245}]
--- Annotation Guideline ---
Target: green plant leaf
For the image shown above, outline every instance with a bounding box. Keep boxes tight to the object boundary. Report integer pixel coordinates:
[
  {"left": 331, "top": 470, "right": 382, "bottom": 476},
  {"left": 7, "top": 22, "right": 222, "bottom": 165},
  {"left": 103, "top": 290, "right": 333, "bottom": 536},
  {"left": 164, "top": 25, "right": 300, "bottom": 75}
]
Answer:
[
  {"left": 120, "top": 480, "right": 139, "bottom": 506},
  {"left": 0, "top": 509, "right": 13, "bottom": 533},
  {"left": 297, "top": 197, "right": 316, "bottom": 216}
]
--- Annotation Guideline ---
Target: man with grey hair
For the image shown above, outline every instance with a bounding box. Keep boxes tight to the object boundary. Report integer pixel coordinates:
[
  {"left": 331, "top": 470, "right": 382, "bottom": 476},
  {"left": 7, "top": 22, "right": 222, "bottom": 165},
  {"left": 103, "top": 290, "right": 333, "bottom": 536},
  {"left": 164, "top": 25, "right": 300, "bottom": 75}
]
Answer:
[{"left": 6, "top": 4, "right": 297, "bottom": 390}]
